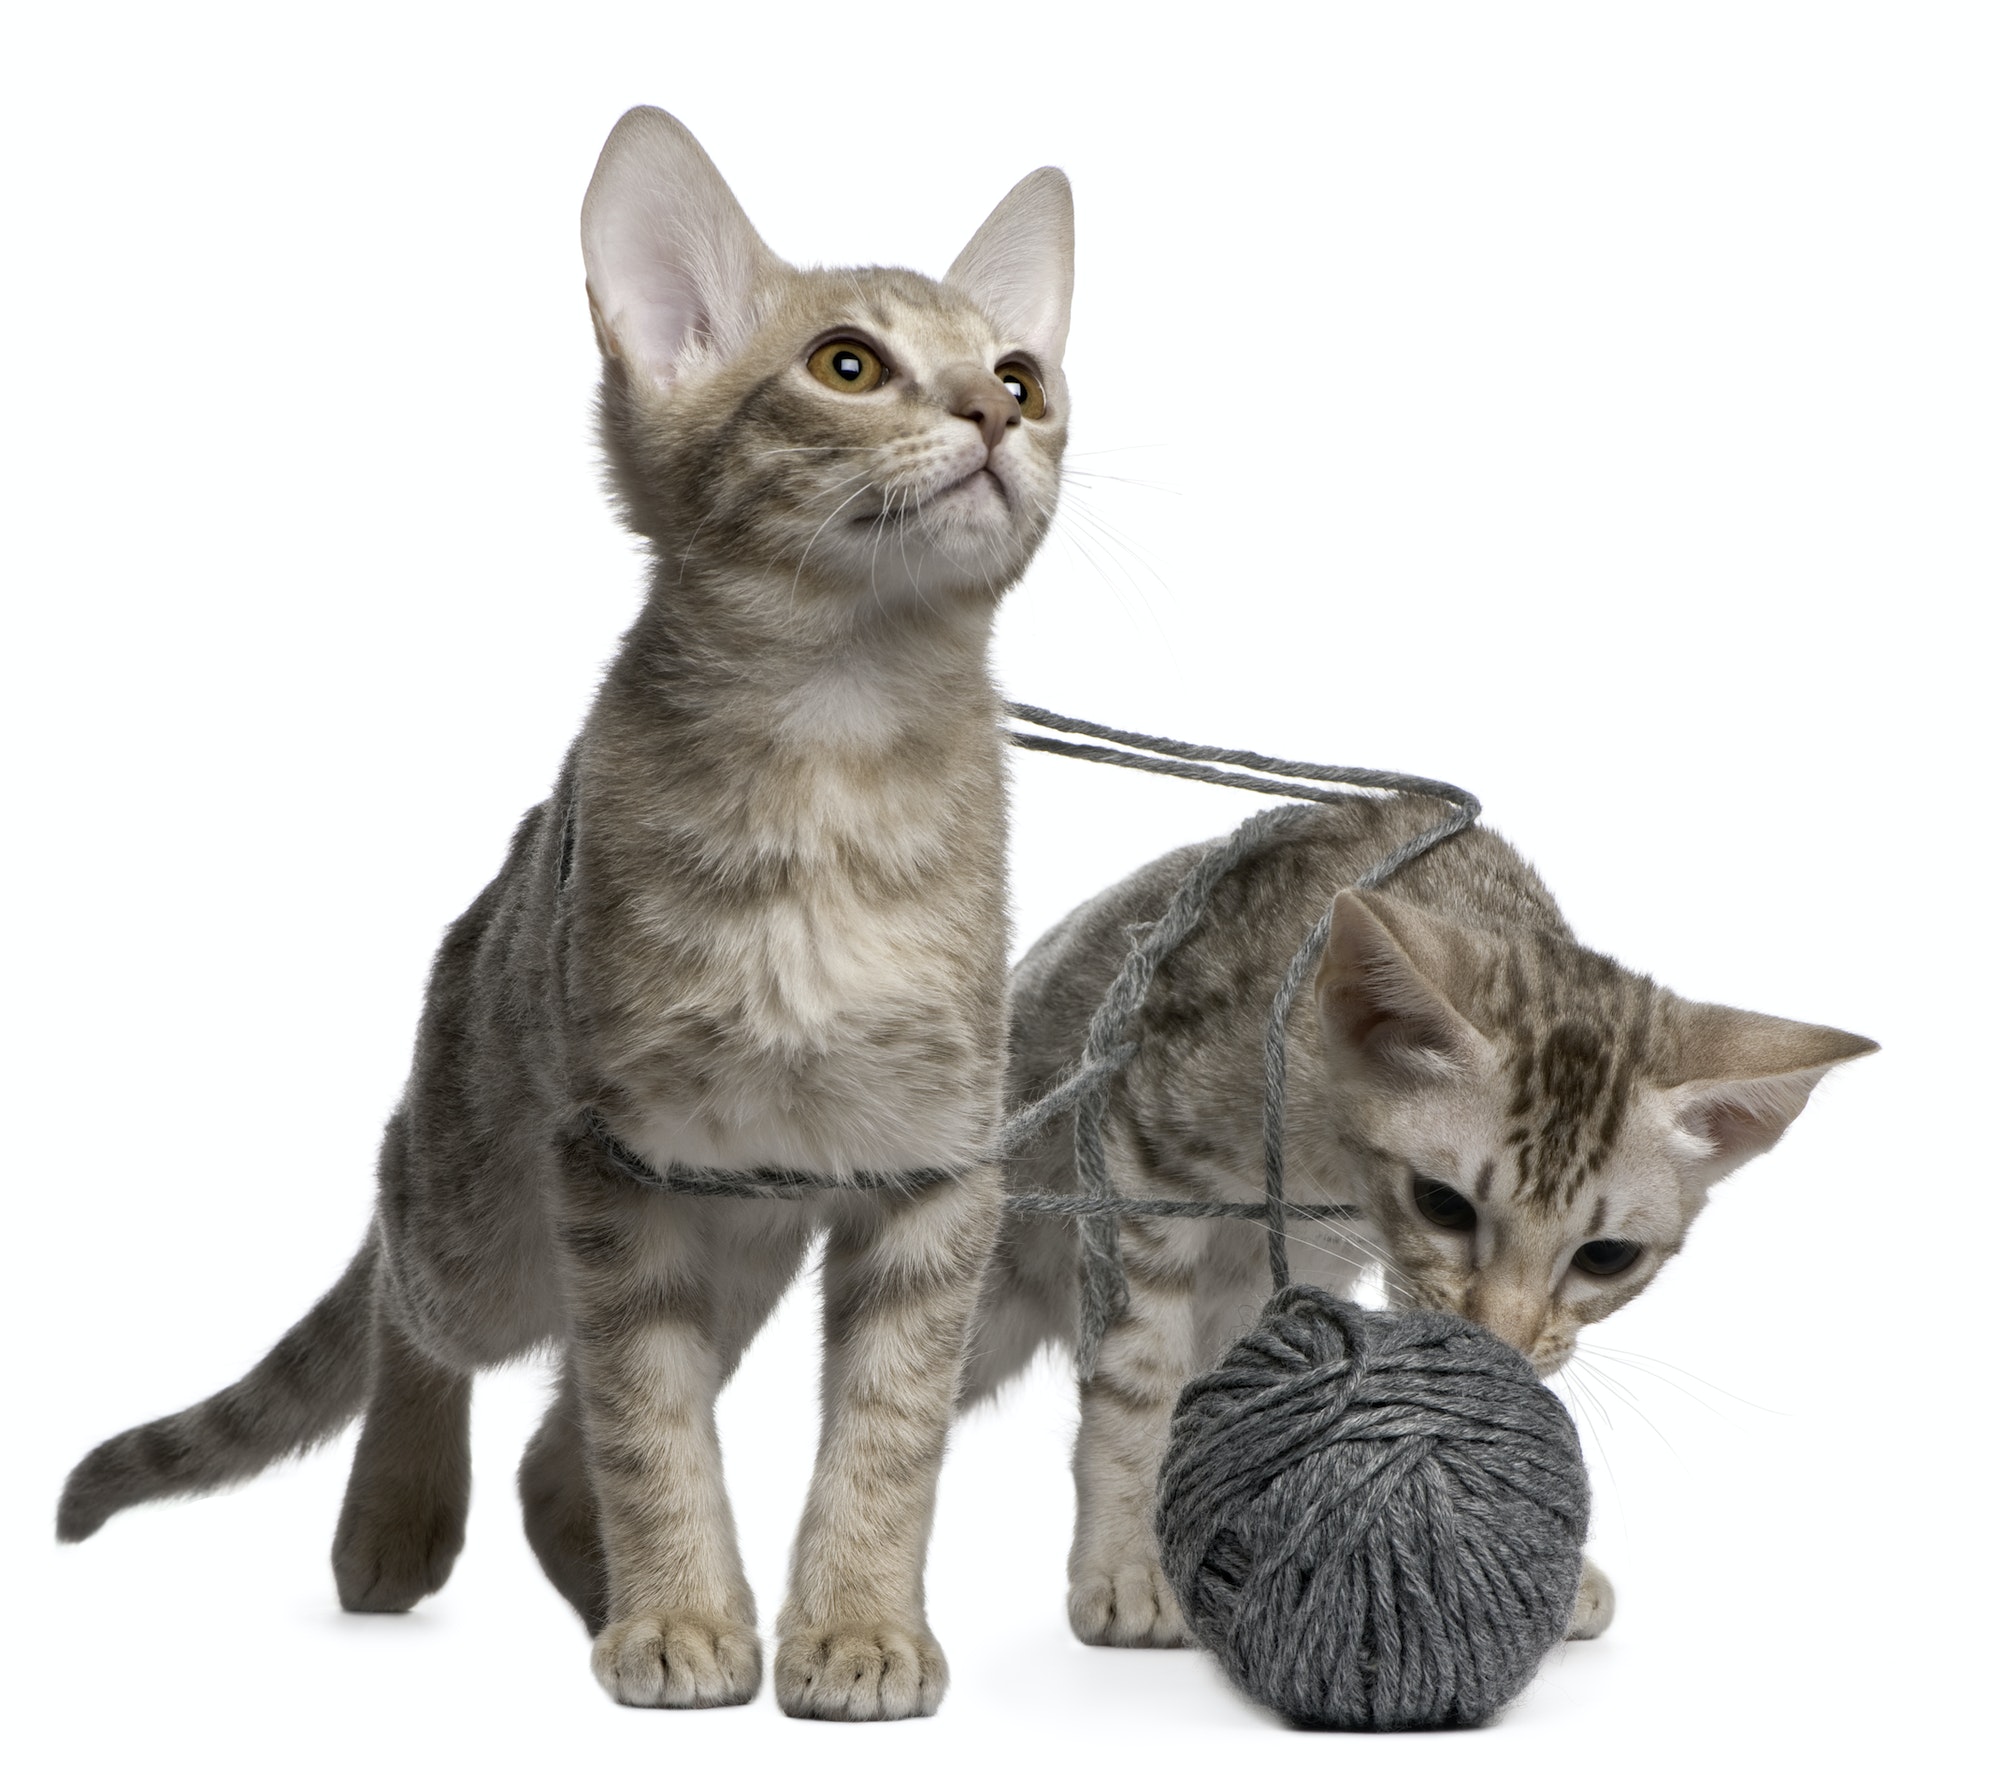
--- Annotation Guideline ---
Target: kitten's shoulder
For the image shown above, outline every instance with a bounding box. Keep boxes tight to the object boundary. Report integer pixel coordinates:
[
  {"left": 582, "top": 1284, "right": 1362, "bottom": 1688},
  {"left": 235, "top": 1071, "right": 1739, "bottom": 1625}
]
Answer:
[
  {"left": 1237, "top": 796, "right": 1568, "bottom": 942},
  {"left": 1010, "top": 795, "right": 1564, "bottom": 1015},
  {"left": 1009, "top": 838, "right": 1211, "bottom": 1094},
  {"left": 1010, "top": 797, "right": 1448, "bottom": 1008}
]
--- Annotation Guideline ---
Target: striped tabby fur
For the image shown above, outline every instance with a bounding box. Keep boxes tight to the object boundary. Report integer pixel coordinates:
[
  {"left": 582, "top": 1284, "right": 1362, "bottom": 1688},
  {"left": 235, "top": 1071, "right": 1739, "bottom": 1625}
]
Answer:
[
  {"left": 58, "top": 107, "right": 1074, "bottom": 1721},
  {"left": 962, "top": 797, "right": 1874, "bottom": 1651}
]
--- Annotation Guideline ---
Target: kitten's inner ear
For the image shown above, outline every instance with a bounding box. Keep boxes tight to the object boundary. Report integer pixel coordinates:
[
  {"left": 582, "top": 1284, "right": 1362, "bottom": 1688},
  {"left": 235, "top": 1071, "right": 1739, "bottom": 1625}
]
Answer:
[
  {"left": 946, "top": 168, "right": 1074, "bottom": 367},
  {"left": 1316, "top": 891, "right": 1488, "bottom": 1083},
  {"left": 1663, "top": 1003, "right": 1878, "bottom": 1177},
  {"left": 582, "top": 107, "right": 779, "bottom": 390}
]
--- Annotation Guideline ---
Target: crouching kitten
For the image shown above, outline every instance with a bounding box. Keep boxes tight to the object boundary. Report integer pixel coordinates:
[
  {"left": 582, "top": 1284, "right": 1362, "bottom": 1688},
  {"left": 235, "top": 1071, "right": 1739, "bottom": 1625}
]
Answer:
[{"left": 963, "top": 796, "right": 1873, "bottom": 1649}]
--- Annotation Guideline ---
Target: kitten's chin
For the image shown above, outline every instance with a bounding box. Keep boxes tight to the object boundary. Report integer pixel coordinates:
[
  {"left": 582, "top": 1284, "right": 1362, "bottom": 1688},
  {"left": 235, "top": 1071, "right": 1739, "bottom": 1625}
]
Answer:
[
  {"left": 847, "top": 549, "right": 1019, "bottom": 612},
  {"left": 938, "top": 463, "right": 1008, "bottom": 507},
  {"left": 881, "top": 465, "right": 1013, "bottom": 540},
  {"left": 818, "top": 490, "right": 1035, "bottom": 608}
]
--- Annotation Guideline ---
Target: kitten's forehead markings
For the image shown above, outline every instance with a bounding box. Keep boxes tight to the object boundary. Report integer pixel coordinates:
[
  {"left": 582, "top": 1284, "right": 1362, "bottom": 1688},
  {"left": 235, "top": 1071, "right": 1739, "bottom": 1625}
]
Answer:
[
  {"left": 1473, "top": 1159, "right": 1495, "bottom": 1203},
  {"left": 807, "top": 269, "right": 1000, "bottom": 359},
  {"left": 1497, "top": 982, "right": 1658, "bottom": 1212}
]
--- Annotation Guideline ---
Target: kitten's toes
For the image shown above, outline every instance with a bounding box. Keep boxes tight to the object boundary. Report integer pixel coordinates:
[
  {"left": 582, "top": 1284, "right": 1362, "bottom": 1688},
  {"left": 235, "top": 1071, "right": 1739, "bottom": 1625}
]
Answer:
[
  {"left": 774, "top": 1620, "right": 948, "bottom": 1720},
  {"left": 1068, "top": 1557, "right": 1192, "bottom": 1647},
  {"left": 1567, "top": 1556, "right": 1616, "bottom": 1640},
  {"left": 590, "top": 1613, "right": 762, "bottom": 1708},
  {"left": 331, "top": 1496, "right": 465, "bottom": 1613}
]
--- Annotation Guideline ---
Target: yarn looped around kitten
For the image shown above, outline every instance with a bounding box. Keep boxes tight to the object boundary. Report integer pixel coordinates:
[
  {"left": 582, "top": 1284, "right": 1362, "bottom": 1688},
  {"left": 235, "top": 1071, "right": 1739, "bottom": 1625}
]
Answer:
[
  {"left": 582, "top": 703, "right": 1482, "bottom": 1376},
  {"left": 1155, "top": 1286, "right": 1588, "bottom": 1732},
  {"left": 1002, "top": 705, "right": 1479, "bottom": 1373}
]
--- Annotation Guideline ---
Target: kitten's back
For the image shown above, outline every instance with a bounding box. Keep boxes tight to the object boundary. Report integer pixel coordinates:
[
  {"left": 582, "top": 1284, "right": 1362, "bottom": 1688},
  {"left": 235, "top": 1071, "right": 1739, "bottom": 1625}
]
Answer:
[{"left": 1007, "top": 795, "right": 1565, "bottom": 1114}]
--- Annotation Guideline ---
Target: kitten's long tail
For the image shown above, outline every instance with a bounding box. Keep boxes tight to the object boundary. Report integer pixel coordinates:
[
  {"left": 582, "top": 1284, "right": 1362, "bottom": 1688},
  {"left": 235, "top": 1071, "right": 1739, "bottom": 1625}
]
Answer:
[{"left": 56, "top": 1230, "right": 380, "bottom": 1543}]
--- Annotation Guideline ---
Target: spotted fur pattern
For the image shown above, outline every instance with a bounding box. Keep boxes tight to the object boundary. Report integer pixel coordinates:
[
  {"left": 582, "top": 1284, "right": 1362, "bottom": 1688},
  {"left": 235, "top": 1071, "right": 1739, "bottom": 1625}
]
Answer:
[
  {"left": 58, "top": 108, "right": 1074, "bottom": 1721},
  {"left": 961, "top": 796, "right": 1873, "bottom": 1650}
]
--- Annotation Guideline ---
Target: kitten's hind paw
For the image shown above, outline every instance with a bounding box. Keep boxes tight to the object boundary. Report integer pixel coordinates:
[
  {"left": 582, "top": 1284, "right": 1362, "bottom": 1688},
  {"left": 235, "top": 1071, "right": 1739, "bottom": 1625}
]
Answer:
[
  {"left": 1068, "top": 1557, "right": 1192, "bottom": 1647},
  {"left": 1567, "top": 1557, "right": 1616, "bottom": 1640},
  {"left": 332, "top": 1488, "right": 466, "bottom": 1613},
  {"left": 591, "top": 1613, "right": 762, "bottom": 1708},
  {"left": 774, "top": 1620, "right": 948, "bottom": 1720}
]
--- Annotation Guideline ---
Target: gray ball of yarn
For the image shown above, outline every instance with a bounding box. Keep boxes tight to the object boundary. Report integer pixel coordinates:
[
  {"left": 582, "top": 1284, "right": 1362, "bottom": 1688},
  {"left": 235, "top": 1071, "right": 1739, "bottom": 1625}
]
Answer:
[{"left": 1155, "top": 1285, "right": 1589, "bottom": 1731}]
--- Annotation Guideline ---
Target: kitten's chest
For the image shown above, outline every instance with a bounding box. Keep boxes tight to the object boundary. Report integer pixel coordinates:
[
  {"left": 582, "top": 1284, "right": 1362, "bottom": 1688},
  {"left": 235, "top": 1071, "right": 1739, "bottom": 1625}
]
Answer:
[{"left": 579, "top": 738, "right": 1008, "bottom": 1171}]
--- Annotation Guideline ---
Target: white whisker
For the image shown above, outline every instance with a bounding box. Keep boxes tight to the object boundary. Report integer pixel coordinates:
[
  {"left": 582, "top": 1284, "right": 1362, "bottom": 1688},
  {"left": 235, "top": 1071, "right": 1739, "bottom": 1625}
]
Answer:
[
  {"left": 1284, "top": 1204, "right": 1408, "bottom": 1278},
  {"left": 1565, "top": 1352, "right": 1682, "bottom": 1457},
  {"left": 1577, "top": 1342, "right": 1786, "bottom": 1415},
  {"left": 790, "top": 475, "right": 877, "bottom": 600},
  {"left": 1061, "top": 466, "right": 1175, "bottom": 494},
  {"left": 1552, "top": 1366, "right": 1627, "bottom": 1522}
]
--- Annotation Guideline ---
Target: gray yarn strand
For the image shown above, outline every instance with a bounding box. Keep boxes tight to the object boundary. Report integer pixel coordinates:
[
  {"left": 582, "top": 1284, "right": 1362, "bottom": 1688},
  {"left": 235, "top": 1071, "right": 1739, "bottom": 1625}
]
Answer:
[
  {"left": 1010, "top": 735, "right": 1427, "bottom": 808},
  {"left": 990, "top": 1041, "right": 1139, "bottom": 1154},
  {"left": 1006, "top": 706, "right": 1478, "bottom": 1373},
  {"left": 1064, "top": 800, "right": 1319, "bottom": 1372},
  {"left": 584, "top": 1112, "right": 956, "bottom": 1199},
  {"left": 1005, "top": 703, "right": 1476, "bottom": 806},
  {"left": 583, "top": 1043, "right": 1142, "bottom": 1200},
  {"left": 1009, "top": 1196, "right": 1360, "bottom": 1225}
]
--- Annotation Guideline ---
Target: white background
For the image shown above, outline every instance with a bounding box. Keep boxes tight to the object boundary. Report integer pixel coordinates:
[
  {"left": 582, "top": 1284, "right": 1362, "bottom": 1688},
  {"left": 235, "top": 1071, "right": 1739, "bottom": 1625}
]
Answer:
[{"left": 4, "top": 4, "right": 1993, "bottom": 1770}]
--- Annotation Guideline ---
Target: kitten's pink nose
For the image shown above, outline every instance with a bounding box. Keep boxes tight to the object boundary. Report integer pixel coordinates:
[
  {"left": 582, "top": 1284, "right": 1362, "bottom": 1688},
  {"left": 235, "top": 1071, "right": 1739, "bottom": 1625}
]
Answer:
[{"left": 938, "top": 363, "right": 1020, "bottom": 453}]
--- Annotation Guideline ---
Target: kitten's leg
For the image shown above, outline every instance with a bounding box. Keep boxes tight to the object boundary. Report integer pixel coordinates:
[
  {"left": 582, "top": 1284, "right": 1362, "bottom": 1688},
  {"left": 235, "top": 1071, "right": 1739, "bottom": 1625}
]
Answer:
[
  {"left": 517, "top": 1358, "right": 607, "bottom": 1633},
  {"left": 1569, "top": 1555, "right": 1616, "bottom": 1639},
  {"left": 774, "top": 1166, "right": 1003, "bottom": 1721},
  {"left": 559, "top": 1158, "right": 811, "bottom": 1709},
  {"left": 331, "top": 1302, "right": 473, "bottom": 1613},
  {"left": 1067, "top": 1216, "right": 1204, "bottom": 1648},
  {"left": 518, "top": 1208, "right": 810, "bottom": 1644},
  {"left": 955, "top": 1216, "right": 1074, "bottom": 1408},
  {"left": 570, "top": 1253, "right": 760, "bottom": 1708}
]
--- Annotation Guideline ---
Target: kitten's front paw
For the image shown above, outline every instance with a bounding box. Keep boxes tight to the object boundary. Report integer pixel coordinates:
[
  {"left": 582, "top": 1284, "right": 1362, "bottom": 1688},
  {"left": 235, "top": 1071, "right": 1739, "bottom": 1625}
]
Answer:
[
  {"left": 1567, "top": 1557, "right": 1616, "bottom": 1640},
  {"left": 590, "top": 1613, "right": 762, "bottom": 1707},
  {"left": 1068, "top": 1557, "right": 1191, "bottom": 1647},
  {"left": 774, "top": 1620, "right": 948, "bottom": 1720}
]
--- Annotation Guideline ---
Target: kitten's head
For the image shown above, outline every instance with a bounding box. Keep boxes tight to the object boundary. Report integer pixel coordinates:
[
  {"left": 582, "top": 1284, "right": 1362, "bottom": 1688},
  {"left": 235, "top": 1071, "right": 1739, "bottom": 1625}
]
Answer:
[
  {"left": 581, "top": 108, "right": 1072, "bottom": 615},
  {"left": 1313, "top": 889, "right": 1876, "bottom": 1374}
]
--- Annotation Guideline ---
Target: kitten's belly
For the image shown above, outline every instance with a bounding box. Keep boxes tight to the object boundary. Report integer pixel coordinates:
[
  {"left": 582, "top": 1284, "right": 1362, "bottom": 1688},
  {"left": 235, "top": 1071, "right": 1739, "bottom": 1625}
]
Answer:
[
  {"left": 626, "top": 1053, "right": 989, "bottom": 1177},
  {"left": 612, "top": 882, "right": 1001, "bottom": 1176}
]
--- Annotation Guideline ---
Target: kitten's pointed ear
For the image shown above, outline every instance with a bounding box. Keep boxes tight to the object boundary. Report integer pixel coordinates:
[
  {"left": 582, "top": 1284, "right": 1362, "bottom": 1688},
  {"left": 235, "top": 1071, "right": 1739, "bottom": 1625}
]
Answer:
[
  {"left": 581, "top": 107, "right": 779, "bottom": 391},
  {"left": 947, "top": 168, "right": 1074, "bottom": 365},
  {"left": 1661, "top": 1002, "right": 1878, "bottom": 1180},
  {"left": 1316, "top": 891, "right": 1490, "bottom": 1083}
]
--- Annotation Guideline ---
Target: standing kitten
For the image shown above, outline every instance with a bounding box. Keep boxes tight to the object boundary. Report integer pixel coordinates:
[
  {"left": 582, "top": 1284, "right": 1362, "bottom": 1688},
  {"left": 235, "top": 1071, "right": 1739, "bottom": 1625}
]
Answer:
[
  {"left": 963, "top": 796, "right": 1873, "bottom": 1649},
  {"left": 58, "top": 107, "right": 1074, "bottom": 1721}
]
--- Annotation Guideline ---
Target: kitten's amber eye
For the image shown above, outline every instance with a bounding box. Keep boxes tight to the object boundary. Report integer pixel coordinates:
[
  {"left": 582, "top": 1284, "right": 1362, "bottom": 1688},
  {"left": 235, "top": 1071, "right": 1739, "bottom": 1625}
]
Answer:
[
  {"left": 808, "top": 339, "right": 886, "bottom": 393},
  {"left": 1413, "top": 1176, "right": 1477, "bottom": 1232},
  {"left": 996, "top": 359, "right": 1047, "bottom": 420},
  {"left": 1573, "top": 1239, "right": 1642, "bottom": 1277}
]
